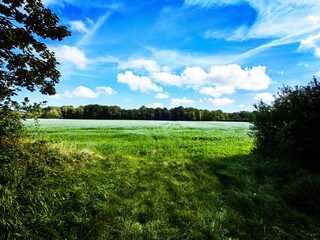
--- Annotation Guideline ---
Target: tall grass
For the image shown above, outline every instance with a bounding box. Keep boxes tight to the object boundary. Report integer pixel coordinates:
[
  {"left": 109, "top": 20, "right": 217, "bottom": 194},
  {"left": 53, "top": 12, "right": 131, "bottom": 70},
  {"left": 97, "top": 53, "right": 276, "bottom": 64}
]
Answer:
[{"left": 0, "top": 120, "right": 318, "bottom": 239}]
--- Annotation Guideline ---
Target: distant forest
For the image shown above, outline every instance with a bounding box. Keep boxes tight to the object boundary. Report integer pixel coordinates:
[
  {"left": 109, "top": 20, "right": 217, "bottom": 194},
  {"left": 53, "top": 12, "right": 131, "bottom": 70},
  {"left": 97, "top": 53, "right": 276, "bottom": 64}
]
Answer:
[{"left": 40, "top": 105, "right": 253, "bottom": 122}]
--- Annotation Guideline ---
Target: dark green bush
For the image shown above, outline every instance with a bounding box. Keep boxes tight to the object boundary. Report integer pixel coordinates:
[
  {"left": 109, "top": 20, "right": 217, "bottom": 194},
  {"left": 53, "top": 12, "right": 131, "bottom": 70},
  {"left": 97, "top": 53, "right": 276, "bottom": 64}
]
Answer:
[{"left": 250, "top": 77, "right": 320, "bottom": 171}]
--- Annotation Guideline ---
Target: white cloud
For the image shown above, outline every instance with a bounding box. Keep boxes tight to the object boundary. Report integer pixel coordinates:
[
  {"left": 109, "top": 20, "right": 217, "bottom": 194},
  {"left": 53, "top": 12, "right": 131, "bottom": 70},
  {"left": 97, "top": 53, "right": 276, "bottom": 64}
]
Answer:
[
  {"left": 207, "top": 97, "right": 235, "bottom": 106},
  {"left": 299, "top": 33, "right": 320, "bottom": 57},
  {"left": 147, "top": 102, "right": 165, "bottom": 108},
  {"left": 117, "top": 71, "right": 163, "bottom": 93},
  {"left": 155, "top": 92, "right": 170, "bottom": 99},
  {"left": 118, "top": 58, "right": 272, "bottom": 97},
  {"left": 51, "top": 45, "right": 88, "bottom": 69},
  {"left": 199, "top": 86, "right": 235, "bottom": 97},
  {"left": 181, "top": 67, "right": 207, "bottom": 89},
  {"left": 203, "top": 64, "right": 271, "bottom": 94},
  {"left": 170, "top": 97, "right": 195, "bottom": 107},
  {"left": 96, "top": 87, "right": 117, "bottom": 96},
  {"left": 64, "top": 86, "right": 99, "bottom": 98},
  {"left": 151, "top": 71, "right": 181, "bottom": 86},
  {"left": 52, "top": 86, "right": 116, "bottom": 99},
  {"left": 119, "top": 59, "right": 160, "bottom": 72},
  {"left": 69, "top": 20, "right": 88, "bottom": 33},
  {"left": 254, "top": 92, "right": 275, "bottom": 104},
  {"left": 241, "top": 66, "right": 272, "bottom": 90}
]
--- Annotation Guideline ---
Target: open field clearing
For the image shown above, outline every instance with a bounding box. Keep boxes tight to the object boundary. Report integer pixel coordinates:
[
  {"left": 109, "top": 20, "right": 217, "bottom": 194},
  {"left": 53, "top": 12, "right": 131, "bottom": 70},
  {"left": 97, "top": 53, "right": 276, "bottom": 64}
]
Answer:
[{"left": 9, "top": 119, "right": 318, "bottom": 239}]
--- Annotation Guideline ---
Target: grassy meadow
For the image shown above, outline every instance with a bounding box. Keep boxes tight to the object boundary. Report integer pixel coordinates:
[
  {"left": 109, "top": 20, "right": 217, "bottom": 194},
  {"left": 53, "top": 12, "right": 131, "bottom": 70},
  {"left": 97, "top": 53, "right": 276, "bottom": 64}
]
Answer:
[{"left": 3, "top": 119, "right": 318, "bottom": 239}]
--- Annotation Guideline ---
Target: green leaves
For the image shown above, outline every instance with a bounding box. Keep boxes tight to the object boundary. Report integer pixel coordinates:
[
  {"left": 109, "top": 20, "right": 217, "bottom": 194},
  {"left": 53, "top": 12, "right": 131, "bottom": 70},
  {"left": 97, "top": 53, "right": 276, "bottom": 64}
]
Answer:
[{"left": 0, "top": 0, "right": 70, "bottom": 107}]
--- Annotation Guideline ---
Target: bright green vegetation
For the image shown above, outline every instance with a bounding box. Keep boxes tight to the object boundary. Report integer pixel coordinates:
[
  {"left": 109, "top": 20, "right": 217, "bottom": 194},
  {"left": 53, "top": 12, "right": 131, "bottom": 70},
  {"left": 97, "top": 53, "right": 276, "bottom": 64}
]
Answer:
[{"left": 1, "top": 120, "right": 319, "bottom": 239}]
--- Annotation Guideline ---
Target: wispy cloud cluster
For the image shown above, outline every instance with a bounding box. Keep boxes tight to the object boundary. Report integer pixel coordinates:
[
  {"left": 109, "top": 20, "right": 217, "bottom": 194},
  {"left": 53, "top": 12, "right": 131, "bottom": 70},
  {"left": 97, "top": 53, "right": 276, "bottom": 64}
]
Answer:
[
  {"left": 187, "top": 0, "right": 320, "bottom": 39},
  {"left": 76, "top": 11, "right": 112, "bottom": 47},
  {"left": 187, "top": 0, "right": 320, "bottom": 60}
]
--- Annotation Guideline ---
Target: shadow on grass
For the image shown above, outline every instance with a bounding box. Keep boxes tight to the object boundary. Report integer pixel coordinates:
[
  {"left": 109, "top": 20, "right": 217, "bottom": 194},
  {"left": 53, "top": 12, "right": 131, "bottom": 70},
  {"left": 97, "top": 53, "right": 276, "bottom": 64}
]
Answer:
[{"left": 188, "top": 153, "right": 320, "bottom": 240}]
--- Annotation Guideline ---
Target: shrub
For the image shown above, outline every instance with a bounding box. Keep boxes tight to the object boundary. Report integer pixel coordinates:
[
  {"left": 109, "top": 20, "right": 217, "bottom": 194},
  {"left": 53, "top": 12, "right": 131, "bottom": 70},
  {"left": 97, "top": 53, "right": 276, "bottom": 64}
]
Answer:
[{"left": 250, "top": 77, "right": 320, "bottom": 171}]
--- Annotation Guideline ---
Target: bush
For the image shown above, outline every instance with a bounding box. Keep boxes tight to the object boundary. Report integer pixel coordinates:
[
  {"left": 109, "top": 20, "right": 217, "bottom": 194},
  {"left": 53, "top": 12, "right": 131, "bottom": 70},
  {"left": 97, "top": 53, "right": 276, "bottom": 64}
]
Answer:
[
  {"left": 250, "top": 77, "right": 320, "bottom": 171},
  {"left": 0, "top": 110, "right": 25, "bottom": 139}
]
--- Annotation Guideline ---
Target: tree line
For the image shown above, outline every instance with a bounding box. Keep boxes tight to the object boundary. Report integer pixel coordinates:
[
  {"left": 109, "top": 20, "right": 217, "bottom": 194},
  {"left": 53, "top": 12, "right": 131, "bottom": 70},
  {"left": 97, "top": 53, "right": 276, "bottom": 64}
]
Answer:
[{"left": 40, "top": 105, "right": 253, "bottom": 121}]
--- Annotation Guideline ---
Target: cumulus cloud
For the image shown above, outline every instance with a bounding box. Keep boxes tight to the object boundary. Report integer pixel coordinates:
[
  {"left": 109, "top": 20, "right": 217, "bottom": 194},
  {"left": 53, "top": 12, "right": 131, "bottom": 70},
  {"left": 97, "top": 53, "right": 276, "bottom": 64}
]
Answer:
[
  {"left": 178, "top": 67, "right": 207, "bottom": 89},
  {"left": 117, "top": 71, "right": 163, "bottom": 93},
  {"left": 170, "top": 97, "right": 195, "bottom": 107},
  {"left": 254, "top": 92, "right": 275, "bottom": 104},
  {"left": 155, "top": 92, "right": 170, "bottom": 99},
  {"left": 51, "top": 45, "right": 88, "bottom": 69},
  {"left": 299, "top": 33, "right": 320, "bottom": 57},
  {"left": 51, "top": 86, "right": 116, "bottom": 99},
  {"left": 151, "top": 71, "right": 181, "bottom": 86},
  {"left": 69, "top": 20, "right": 88, "bottom": 33},
  {"left": 127, "top": 60, "right": 271, "bottom": 91},
  {"left": 118, "top": 59, "right": 272, "bottom": 98},
  {"left": 147, "top": 102, "right": 165, "bottom": 108},
  {"left": 207, "top": 97, "right": 235, "bottom": 106},
  {"left": 64, "top": 86, "right": 98, "bottom": 98}
]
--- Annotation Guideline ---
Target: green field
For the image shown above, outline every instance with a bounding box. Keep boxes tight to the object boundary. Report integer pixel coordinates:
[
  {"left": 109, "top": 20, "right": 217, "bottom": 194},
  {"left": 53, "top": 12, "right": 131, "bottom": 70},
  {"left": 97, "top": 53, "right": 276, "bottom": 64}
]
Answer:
[{"left": 8, "top": 119, "right": 318, "bottom": 239}]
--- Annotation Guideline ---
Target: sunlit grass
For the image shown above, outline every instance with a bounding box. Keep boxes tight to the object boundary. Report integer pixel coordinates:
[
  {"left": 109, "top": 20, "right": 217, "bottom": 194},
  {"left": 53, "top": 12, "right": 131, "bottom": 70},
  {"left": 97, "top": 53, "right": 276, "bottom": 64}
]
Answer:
[{"left": 1, "top": 119, "right": 318, "bottom": 239}]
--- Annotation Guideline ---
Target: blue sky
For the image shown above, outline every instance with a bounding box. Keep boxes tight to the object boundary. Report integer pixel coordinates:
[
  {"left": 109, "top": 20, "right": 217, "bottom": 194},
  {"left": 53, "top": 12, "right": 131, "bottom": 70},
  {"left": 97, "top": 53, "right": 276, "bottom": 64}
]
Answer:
[{"left": 23, "top": 0, "right": 320, "bottom": 112}]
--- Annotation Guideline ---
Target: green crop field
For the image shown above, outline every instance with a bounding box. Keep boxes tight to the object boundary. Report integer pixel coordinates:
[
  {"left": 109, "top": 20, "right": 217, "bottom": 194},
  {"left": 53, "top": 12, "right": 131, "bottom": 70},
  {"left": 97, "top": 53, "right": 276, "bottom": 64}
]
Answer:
[{"left": 9, "top": 119, "right": 318, "bottom": 239}]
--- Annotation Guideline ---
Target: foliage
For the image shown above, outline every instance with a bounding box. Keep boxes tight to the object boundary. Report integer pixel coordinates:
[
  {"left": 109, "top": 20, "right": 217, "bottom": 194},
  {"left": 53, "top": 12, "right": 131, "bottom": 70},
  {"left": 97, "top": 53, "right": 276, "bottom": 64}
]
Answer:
[
  {"left": 0, "top": 110, "right": 24, "bottom": 139},
  {"left": 0, "top": 0, "right": 70, "bottom": 108},
  {"left": 40, "top": 104, "right": 253, "bottom": 122},
  {"left": 250, "top": 77, "right": 320, "bottom": 171},
  {"left": 41, "top": 106, "right": 62, "bottom": 119}
]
